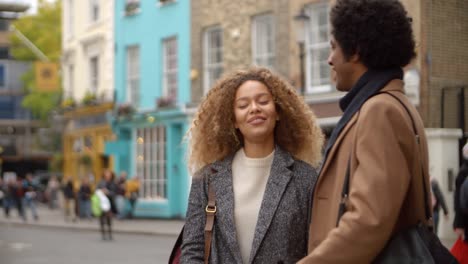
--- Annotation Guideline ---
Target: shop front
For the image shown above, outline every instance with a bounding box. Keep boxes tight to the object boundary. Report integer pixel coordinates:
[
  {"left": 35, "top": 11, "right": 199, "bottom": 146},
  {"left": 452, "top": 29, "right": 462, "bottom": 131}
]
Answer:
[
  {"left": 63, "top": 103, "right": 114, "bottom": 187},
  {"left": 105, "top": 109, "right": 190, "bottom": 218}
]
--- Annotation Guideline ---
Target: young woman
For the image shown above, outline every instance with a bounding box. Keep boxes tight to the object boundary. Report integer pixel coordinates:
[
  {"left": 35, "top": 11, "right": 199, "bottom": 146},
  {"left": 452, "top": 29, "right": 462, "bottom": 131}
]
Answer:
[{"left": 181, "top": 67, "right": 324, "bottom": 263}]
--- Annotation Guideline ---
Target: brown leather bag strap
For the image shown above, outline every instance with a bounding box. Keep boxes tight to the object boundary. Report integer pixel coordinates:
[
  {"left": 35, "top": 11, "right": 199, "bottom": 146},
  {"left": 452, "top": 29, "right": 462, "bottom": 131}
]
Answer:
[
  {"left": 204, "top": 180, "right": 216, "bottom": 264},
  {"left": 382, "top": 92, "right": 433, "bottom": 227}
]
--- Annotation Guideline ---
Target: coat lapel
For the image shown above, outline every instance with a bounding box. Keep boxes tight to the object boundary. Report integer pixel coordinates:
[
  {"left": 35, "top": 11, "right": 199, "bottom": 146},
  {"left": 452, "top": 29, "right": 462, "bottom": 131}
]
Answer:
[
  {"left": 317, "top": 113, "right": 358, "bottom": 187},
  {"left": 249, "top": 147, "right": 294, "bottom": 262},
  {"left": 210, "top": 156, "right": 243, "bottom": 263}
]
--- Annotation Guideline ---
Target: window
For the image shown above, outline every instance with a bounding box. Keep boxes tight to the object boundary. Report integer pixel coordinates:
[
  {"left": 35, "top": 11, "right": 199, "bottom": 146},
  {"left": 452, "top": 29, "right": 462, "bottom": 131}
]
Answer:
[
  {"left": 127, "top": 46, "right": 140, "bottom": 107},
  {"left": 136, "top": 126, "right": 167, "bottom": 200},
  {"left": 0, "top": 19, "right": 9, "bottom": 32},
  {"left": 252, "top": 13, "right": 275, "bottom": 69},
  {"left": 89, "top": 56, "right": 99, "bottom": 93},
  {"left": 203, "top": 26, "right": 223, "bottom": 93},
  {"left": 0, "top": 47, "right": 9, "bottom": 59},
  {"left": 159, "top": 0, "right": 176, "bottom": 5},
  {"left": 162, "top": 37, "right": 178, "bottom": 98},
  {"left": 0, "top": 64, "right": 5, "bottom": 88},
  {"left": 125, "top": 0, "right": 140, "bottom": 15},
  {"left": 305, "top": 3, "right": 330, "bottom": 93},
  {"left": 89, "top": 0, "right": 100, "bottom": 22},
  {"left": 66, "top": 65, "right": 74, "bottom": 98},
  {"left": 67, "top": 0, "right": 74, "bottom": 38}
]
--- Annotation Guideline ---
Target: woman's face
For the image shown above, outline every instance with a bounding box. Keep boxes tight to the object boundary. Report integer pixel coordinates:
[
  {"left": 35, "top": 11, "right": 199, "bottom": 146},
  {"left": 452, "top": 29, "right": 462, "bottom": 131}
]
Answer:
[{"left": 234, "top": 80, "right": 278, "bottom": 145}]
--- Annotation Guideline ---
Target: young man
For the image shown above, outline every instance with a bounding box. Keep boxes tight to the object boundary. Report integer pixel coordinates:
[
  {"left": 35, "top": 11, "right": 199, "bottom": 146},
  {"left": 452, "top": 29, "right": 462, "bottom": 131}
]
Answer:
[{"left": 299, "top": 0, "right": 429, "bottom": 263}]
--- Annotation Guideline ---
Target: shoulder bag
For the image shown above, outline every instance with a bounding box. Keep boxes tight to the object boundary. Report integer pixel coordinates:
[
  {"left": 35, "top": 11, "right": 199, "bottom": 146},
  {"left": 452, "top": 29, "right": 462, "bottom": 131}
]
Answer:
[{"left": 168, "top": 179, "right": 216, "bottom": 264}]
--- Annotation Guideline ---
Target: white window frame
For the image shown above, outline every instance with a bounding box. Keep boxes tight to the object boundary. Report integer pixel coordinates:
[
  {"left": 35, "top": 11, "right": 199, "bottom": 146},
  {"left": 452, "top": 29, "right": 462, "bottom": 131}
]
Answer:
[
  {"left": 305, "top": 3, "right": 331, "bottom": 94},
  {"left": 66, "top": 64, "right": 74, "bottom": 98},
  {"left": 162, "top": 37, "right": 178, "bottom": 98},
  {"left": 126, "top": 45, "right": 140, "bottom": 107},
  {"left": 252, "top": 13, "right": 275, "bottom": 69},
  {"left": 89, "top": 0, "right": 100, "bottom": 23},
  {"left": 89, "top": 56, "right": 99, "bottom": 94},
  {"left": 203, "top": 26, "right": 223, "bottom": 94},
  {"left": 135, "top": 126, "right": 167, "bottom": 200},
  {"left": 66, "top": 0, "right": 74, "bottom": 39}
]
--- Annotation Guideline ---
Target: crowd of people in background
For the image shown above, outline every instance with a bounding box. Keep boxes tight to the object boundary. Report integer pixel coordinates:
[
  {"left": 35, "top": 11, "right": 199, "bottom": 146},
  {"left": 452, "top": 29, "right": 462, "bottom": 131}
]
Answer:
[{"left": 0, "top": 169, "right": 140, "bottom": 230}]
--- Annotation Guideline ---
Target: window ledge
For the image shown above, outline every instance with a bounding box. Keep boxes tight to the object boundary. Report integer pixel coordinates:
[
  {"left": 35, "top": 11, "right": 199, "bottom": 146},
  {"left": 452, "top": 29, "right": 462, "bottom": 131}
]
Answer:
[
  {"left": 86, "top": 19, "right": 105, "bottom": 31},
  {"left": 156, "top": 0, "right": 177, "bottom": 8},
  {"left": 304, "top": 91, "right": 344, "bottom": 104},
  {"left": 124, "top": 8, "right": 141, "bottom": 17}
]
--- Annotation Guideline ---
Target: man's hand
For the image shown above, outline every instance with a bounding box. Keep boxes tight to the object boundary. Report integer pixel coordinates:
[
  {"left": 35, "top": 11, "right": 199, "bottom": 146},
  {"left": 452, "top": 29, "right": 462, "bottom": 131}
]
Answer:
[{"left": 444, "top": 213, "right": 449, "bottom": 221}]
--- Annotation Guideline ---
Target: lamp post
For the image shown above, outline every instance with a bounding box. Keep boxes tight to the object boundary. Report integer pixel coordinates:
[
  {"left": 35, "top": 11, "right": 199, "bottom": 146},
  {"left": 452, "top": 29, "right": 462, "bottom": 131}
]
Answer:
[{"left": 294, "top": 8, "right": 310, "bottom": 96}]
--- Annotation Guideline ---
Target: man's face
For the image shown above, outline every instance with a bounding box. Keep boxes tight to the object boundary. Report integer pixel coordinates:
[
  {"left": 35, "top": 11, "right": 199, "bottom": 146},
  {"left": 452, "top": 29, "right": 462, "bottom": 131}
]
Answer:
[{"left": 328, "top": 36, "right": 357, "bottom": 92}]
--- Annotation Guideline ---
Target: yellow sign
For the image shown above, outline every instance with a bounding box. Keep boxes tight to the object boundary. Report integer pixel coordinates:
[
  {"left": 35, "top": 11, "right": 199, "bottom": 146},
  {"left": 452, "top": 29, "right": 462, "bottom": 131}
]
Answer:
[{"left": 35, "top": 62, "right": 59, "bottom": 92}]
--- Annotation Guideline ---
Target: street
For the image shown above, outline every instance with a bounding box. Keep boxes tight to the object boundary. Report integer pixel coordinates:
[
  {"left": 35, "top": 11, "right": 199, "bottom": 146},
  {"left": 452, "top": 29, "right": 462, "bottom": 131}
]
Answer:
[{"left": 0, "top": 225, "right": 178, "bottom": 264}]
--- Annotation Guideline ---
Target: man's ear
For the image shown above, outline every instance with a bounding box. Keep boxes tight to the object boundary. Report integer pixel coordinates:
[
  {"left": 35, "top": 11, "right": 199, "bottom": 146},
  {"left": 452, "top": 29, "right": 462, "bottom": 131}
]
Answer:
[{"left": 350, "top": 53, "right": 360, "bottom": 63}]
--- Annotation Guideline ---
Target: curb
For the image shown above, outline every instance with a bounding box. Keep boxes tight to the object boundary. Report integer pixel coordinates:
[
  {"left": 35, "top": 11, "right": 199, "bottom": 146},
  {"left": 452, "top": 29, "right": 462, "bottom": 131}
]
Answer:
[{"left": 0, "top": 221, "right": 180, "bottom": 237}]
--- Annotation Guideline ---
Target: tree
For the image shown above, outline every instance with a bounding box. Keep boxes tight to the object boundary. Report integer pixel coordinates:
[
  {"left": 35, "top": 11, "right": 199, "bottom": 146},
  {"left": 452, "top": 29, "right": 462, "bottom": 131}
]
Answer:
[{"left": 10, "top": 0, "right": 62, "bottom": 123}]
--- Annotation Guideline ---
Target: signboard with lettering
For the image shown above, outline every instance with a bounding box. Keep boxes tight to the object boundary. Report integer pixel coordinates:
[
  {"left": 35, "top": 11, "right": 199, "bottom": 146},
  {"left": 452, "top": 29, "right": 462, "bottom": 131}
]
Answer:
[{"left": 35, "top": 62, "right": 59, "bottom": 92}]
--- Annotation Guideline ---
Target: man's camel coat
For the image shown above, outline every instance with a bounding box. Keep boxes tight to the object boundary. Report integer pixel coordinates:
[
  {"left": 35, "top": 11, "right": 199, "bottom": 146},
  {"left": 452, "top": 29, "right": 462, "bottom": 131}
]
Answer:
[{"left": 299, "top": 80, "right": 431, "bottom": 263}]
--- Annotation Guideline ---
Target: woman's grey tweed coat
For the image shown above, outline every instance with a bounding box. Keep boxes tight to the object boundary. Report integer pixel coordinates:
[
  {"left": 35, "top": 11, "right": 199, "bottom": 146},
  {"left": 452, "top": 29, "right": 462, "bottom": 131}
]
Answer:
[{"left": 181, "top": 146, "right": 318, "bottom": 264}]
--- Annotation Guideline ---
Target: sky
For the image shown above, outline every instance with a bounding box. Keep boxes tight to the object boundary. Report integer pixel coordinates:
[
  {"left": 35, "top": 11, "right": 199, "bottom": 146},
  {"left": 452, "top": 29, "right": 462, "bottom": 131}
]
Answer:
[{"left": 8, "top": 0, "right": 57, "bottom": 15}]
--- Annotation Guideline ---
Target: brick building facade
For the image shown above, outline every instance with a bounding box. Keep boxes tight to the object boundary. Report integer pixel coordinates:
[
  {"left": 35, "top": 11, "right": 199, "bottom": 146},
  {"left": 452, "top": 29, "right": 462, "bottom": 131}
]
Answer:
[{"left": 190, "top": 0, "right": 468, "bottom": 135}]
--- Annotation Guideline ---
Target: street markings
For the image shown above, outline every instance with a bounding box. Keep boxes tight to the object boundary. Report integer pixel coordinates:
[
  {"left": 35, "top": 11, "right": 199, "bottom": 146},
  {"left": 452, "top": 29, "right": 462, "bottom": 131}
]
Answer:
[{"left": 0, "top": 240, "right": 32, "bottom": 251}]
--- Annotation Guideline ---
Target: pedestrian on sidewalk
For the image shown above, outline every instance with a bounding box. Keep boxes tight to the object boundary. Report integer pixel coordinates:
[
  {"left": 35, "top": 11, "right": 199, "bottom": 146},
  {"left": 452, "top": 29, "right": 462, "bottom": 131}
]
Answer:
[
  {"left": 115, "top": 171, "right": 127, "bottom": 219},
  {"left": 47, "top": 175, "right": 59, "bottom": 210},
  {"left": 95, "top": 188, "right": 113, "bottom": 241},
  {"left": 431, "top": 176, "right": 449, "bottom": 235},
  {"left": 12, "top": 178, "right": 26, "bottom": 221},
  {"left": 97, "top": 169, "right": 117, "bottom": 240},
  {"left": 125, "top": 176, "right": 140, "bottom": 219},
  {"left": 78, "top": 177, "right": 92, "bottom": 219},
  {"left": 181, "top": 67, "right": 323, "bottom": 263},
  {"left": 454, "top": 148, "right": 468, "bottom": 241},
  {"left": 22, "top": 173, "right": 39, "bottom": 221},
  {"left": 2, "top": 178, "right": 14, "bottom": 218},
  {"left": 0, "top": 177, "right": 4, "bottom": 207},
  {"left": 63, "top": 178, "right": 77, "bottom": 222},
  {"left": 452, "top": 147, "right": 468, "bottom": 263}
]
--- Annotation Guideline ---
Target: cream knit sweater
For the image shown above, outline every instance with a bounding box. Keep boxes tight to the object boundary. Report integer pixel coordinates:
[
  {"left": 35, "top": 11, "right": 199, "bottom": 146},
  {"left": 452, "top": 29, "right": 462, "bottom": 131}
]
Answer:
[{"left": 232, "top": 148, "right": 274, "bottom": 264}]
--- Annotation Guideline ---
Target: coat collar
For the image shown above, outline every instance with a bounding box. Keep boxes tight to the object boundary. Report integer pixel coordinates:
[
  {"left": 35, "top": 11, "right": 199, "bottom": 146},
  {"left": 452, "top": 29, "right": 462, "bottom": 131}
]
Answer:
[
  {"left": 209, "top": 146, "right": 295, "bottom": 263},
  {"left": 318, "top": 79, "right": 405, "bottom": 183}
]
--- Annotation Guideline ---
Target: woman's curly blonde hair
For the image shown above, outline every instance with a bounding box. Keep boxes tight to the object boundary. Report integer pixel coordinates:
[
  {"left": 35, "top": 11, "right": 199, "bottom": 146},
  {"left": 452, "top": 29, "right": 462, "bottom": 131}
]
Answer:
[{"left": 187, "top": 67, "right": 324, "bottom": 173}]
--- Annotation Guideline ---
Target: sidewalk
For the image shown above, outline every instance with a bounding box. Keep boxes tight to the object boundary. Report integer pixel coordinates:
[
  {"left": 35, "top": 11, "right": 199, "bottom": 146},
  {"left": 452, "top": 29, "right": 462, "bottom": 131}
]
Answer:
[
  {"left": 0, "top": 204, "right": 458, "bottom": 249},
  {"left": 0, "top": 204, "right": 185, "bottom": 236}
]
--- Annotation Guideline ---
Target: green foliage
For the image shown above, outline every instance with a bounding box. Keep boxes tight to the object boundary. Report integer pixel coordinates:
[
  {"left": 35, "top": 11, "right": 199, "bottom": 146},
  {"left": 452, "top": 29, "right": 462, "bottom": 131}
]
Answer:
[
  {"left": 82, "top": 92, "right": 97, "bottom": 106},
  {"left": 10, "top": 0, "right": 62, "bottom": 123},
  {"left": 61, "top": 97, "right": 76, "bottom": 109},
  {"left": 20, "top": 70, "right": 61, "bottom": 121},
  {"left": 79, "top": 154, "right": 93, "bottom": 167},
  {"left": 10, "top": 0, "right": 62, "bottom": 61},
  {"left": 50, "top": 153, "right": 64, "bottom": 172}
]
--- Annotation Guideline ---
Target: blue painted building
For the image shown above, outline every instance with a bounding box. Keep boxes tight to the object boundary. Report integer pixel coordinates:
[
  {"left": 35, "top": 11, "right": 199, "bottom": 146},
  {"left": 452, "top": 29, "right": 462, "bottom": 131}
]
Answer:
[{"left": 107, "top": 0, "right": 191, "bottom": 218}]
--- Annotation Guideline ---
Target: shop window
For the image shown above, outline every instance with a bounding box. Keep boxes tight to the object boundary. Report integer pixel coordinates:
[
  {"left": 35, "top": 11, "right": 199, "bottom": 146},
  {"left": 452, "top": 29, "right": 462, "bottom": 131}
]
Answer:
[{"left": 136, "top": 126, "right": 167, "bottom": 200}]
